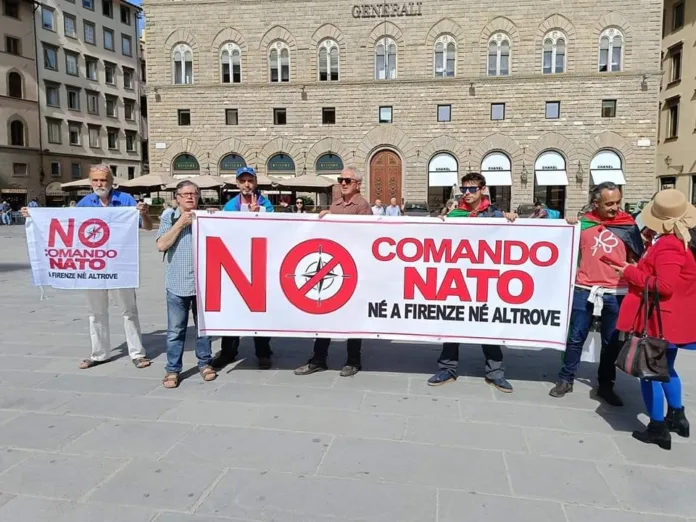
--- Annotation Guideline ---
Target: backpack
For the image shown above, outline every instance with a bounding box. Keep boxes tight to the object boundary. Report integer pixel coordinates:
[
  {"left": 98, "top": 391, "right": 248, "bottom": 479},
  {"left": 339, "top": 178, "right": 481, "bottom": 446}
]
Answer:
[{"left": 545, "top": 208, "right": 561, "bottom": 219}]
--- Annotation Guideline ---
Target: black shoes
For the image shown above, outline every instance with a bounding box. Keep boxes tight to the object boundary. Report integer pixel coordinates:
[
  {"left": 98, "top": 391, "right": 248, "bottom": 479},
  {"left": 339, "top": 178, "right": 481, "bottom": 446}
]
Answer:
[
  {"left": 340, "top": 365, "right": 361, "bottom": 377},
  {"left": 549, "top": 381, "right": 573, "bottom": 398},
  {"left": 294, "top": 362, "right": 361, "bottom": 377},
  {"left": 596, "top": 385, "right": 624, "bottom": 407},
  {"left": 666, "top": 406, "right": 690, "bottom": 438},
  {"left": 632, "top": 421, "right": 672, "bottom": 450}
]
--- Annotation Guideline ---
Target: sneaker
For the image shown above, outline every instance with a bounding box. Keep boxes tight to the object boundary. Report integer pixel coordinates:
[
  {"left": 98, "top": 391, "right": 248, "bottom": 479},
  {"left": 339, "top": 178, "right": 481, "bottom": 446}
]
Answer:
[
  {"left": 596, "top": 385, "right": 623, "bottom": 407},
  {"left": 340, "top": 364, "right": 361, "bottom": 377},
  {"left": 485, "top": 376, "right": 513, "bottom": 393},
  {"left": 549, "top": 381, "right": 573, "bottom": 398},
  {"left": 293, "top": 362, "right": 327, "bottom": 376},
  {"left": 427, "top": 369, "right": 457, "bottom": 386},
  {"left": 257, "top": 357, "right": 272, "bottom": 370}
]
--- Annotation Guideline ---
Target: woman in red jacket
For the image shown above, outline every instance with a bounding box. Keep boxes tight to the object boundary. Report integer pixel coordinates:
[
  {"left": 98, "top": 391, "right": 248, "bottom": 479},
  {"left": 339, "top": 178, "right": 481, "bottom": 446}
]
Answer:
[{"left": 615, "top": 189, "right": 696, "bottom": 450}]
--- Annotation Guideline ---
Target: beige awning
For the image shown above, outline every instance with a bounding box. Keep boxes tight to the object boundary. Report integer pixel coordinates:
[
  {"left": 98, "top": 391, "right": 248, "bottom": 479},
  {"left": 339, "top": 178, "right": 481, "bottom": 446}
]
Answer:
[
  {"left": 275, "top": 175, "right": 335, "bottom": 190},
  {"left": 61, "top": 177, "right": 128, "bottom": 190},
  {"left": 118, "top": 173, "right": 175, "bottom": 190},
  {"left": 165, "top": 175, "right": 226, "bottom": 190}
]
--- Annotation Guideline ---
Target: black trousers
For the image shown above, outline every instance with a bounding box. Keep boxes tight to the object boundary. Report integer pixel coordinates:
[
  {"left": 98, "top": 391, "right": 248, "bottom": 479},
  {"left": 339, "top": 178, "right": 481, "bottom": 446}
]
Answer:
[
  {"left": 220, "top": 336, "right": 272, "bottom": 359},
  {"left": 309, "top": 338, "right": 362, "bottom": 367}
]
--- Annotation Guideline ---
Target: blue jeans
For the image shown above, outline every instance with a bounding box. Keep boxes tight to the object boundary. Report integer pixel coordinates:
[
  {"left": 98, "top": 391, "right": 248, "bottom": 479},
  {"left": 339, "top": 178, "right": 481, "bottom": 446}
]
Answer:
[
  {"left": 558, "top": 288, "right": 623, "bottom": 385},
  {"left": 165, "top": 291, "right": 212, "bottom": 373},
  {"left": 1, "top": 212, "right": 11, "bottom": 225}
]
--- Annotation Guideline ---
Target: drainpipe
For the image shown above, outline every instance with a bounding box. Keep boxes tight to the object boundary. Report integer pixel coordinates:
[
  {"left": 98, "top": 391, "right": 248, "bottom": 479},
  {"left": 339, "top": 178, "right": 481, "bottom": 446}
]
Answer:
[{"left": 31, "top": 1, "right": 46, "bottom": 203}]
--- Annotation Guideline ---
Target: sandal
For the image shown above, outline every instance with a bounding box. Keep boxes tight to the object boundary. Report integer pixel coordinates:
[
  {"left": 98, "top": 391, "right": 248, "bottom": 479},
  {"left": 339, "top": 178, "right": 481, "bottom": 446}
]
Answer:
[
  {"left": 132, "top": 357, "right": 151, "bottom": 369},
  {"left": 162, "top": 373, "right": 179, "bottom": 389},
  {"left": 200, "top": 366, "right": 217, "bottom": 382},
  {"left": 79, "top": 358, "right": 110, "bottom": 369}
]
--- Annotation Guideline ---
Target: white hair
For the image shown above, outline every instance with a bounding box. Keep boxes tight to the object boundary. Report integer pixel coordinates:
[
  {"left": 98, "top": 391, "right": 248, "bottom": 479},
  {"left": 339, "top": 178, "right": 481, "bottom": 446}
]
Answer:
[
  {"left": 89, "top": 163, "right": 114, "bottom": 181},
  {"left": 343, "top": 166, "right": 363, "bottom": 181}
]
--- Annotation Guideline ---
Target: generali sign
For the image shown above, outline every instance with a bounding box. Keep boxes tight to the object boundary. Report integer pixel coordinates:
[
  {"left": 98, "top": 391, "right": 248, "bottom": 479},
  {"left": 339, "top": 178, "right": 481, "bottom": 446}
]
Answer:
[{"left": 352, "top": 2, "right": 423, "bottom": 18}]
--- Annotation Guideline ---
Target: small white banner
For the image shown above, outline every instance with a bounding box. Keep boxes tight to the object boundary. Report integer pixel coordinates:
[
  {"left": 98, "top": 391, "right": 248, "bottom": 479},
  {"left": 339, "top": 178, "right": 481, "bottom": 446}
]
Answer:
[
  {"left": 194, "top": 213, "right": 580, "bottom": 350},
  {"left": 26, "top": 208, "right": 140, "bottom": 289}
]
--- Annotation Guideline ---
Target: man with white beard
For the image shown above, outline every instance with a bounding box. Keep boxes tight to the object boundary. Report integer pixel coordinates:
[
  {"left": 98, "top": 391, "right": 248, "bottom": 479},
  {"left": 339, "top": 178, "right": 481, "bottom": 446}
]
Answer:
[{"left": 22, "top": 164, "right": 153, "bottom": 370}]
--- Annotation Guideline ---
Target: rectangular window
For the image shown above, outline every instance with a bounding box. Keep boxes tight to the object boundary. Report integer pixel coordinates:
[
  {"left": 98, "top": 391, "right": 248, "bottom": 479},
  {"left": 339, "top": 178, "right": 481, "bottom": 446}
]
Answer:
[
  {"left": 89, "top": 126, "right": 100, "bottom": 148},
  {"left": 87, "top": 90, "right": 99, "bottom": 114},
  {"left": 106, "top": 96, "right": 117, "bottom": 117},
  {"left": 47, "top": 118, "right": 62, "bottom": 144},
  {"left": 50, "top": 161, "right": 60, "bottom": 177},
  {"left": 667, "top": 98, "right": 680, "bottom": 138},
  {"left": 124, "top": 99, "right": 135, "bottom": 120},
  {"left": 68, "top": 122, "right": 81, "bottom": 145},
  {"left": 273, "top": 108, "right": 287, "bottom": 125},
  {"left": 379, "top": 106, "right": 392, "bottom": 123},
  {"left": 673, "top": 1, "right": 685, "bottom": 30},
  {"left": 225, "top": 108, "right": 238, "bottom": 125},
  {"left": 3, "top": 0, "right": 19, "bottom": 18},
  {"left": 84, "top": 21, "right": 95, "bottom": 45},
  {"left": 13, "top": 163, "right": 27, "bottom": 177},
  {"left": 178, "top": 109, "right": 190, "bottom": 126},
  {"left": 121, "top": 35, "right": 131, "bottom": 57},
  {"left": 86, "top": 58, "right": 98, "bottom": 80},
  {"left": 125, "top": 131, "right": 136, "bottom": 152},
  {"left": 123, "top": 68, "right": 133, "bottom": 89},
  {"left": 107, "top": 129, "right": 118, "bottom": 150},
  {"left": 322, "top": 107, "right": 336, "bottom": 125},
  {"left": 45, "top": 82, "right": 60, "bottom": 106},
  {"left": 71, "top": 163, "right": 81, "bottom": 179},
  {"left": 43, "top": 45, "right": 58, "bottom": 70},
  {"left": 661, "top": 176, "right": 676, "bottom": 190},
  {"left": 110, "top": 165, "right": 118, "bottom": 176},
  {"left": 42, "top": 7, "right": 55, "bottom": 31},
  {"left": 545, "top": 101, "right": 560, "bottom": 119},
  {"left": 491, "top": 103, "right": 505, "bottom": 121},
  {"left": 437, "top": 104, "right": 451, "bottom": 122},
  {"left": 692, "top": 176, "right": 696, "bottom": 206},
  {"left": 67, "top": 88, "right": 80, "bottom": 111},
  {"left": 5, "top": 36, "right": 21, "bottom": 55},
  {"left": 105, "top": 62, "right": 115, "bottom": 84},
  {"left": 83, "top": 0, "right": 94, "bottom": 10},
  {"left": 128, "top": 166, "right": 135, "bottom": 179},
  {"left": 602, "top": 99, "right": 617, "bottom": 118},
  {"left": 64, "top": 14, "right": 76, "bottom": 38},
  {"left": 102, "top": 0, "right": 112, "bottom": 17},
  {"left": 669, "top": 45, "right": 682, "bottom": 83},
  {"left": 104, "top": 28, "right": 114, "bottom": 51},
  {"left": 120, "top": 5, "right": 131, "bottom": 25},
  {"left": 65, "top": 52, "right": 79, "bottom": 76}
]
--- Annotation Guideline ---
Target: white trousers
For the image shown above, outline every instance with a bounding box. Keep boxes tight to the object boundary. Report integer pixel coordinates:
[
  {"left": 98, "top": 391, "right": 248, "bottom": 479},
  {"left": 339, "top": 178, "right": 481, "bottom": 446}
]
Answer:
[{"left": 86, "top": 288, "right": 146, "bottom": 361}]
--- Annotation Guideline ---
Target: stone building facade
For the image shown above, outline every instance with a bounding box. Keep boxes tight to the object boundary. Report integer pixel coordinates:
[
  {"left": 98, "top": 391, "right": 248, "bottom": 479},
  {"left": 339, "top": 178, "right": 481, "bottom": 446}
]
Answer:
[
  {"left": 657, "top": 0, "right": 695, "bottom": 203},
  {"left": 1, "top": 0, "right": 41, "bottom": 208},
  {"left": 143, "top": 0, "right": 662, "bottom": 214}
]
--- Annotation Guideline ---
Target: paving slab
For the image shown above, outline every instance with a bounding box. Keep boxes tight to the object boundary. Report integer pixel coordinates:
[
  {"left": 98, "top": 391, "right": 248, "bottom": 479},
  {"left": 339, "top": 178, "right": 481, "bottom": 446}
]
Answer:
[
  {"left": 0, "top": 412, "right": 103, "bottom": 451},
  {"left": 564, "top": 504, "right": 689, "bottom": 522},
  {"left": 405, "top": 417, "right": 527, "bottom": 452},
  {"left": 197, "top": 468, "right": 436, "bottom": 522},
  {"left": 438, "top": 490, "right": 566, "bottom": 522},
  {"left": 361, "top": 391, "right": 459, "bottom": 418},
  {"left": 0, "top": 496, "right": 156, "bottom": 522},
  {"left": 55, "top": 393, "right": 181, "bottom": 420}
]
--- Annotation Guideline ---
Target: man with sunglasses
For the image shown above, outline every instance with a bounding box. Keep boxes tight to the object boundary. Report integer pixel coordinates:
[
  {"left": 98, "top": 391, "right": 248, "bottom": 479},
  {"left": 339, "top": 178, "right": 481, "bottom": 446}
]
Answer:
[
  {"left": 428, "top": 172, "right": 518, "bottom": 393},
  {"left": 210, "top": 166, "right": 274, "bottom": 371},
  {"left": 294, "top": 166, "right": 372, "bottom": 377}
]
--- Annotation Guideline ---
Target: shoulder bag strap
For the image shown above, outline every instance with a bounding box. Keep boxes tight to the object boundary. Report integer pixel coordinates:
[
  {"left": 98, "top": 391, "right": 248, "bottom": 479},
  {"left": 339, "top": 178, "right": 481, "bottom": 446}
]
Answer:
[
  {"left": 634, "top": 279, "right": 651, "bottom": 336},
  {"left": 650, "top": 278, "right": 665, "bottom": 339},
  {"left": 161, "top": 213, "right": 178, "bottom": 262}
]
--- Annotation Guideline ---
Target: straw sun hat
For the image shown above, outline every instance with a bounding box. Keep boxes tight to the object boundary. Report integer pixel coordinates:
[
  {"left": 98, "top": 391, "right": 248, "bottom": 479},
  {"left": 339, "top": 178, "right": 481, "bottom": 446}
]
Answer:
[{"left": 639, "top": 189, "right": 696, "bottom": 248}]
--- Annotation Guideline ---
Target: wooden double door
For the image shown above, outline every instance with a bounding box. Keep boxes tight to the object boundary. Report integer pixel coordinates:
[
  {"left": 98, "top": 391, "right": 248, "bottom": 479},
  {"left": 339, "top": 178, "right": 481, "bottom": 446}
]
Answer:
[{"left": 369, "top": 150, "right": 402, "bottom": 203}]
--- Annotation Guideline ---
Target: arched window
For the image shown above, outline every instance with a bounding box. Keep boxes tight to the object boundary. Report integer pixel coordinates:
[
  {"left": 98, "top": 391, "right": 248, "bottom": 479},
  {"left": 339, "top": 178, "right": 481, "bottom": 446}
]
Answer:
[
  {"left": 542, "top": 31, "right": 566, "bottom": 74},
  {"left": 434, "top": 35, "right": 456, "bottom": 77},
  {"left": 8, "top": 72, "right": 22, "bottom": 98},
  {"left": 172, "top": 153, "right": 199, "bottom": 177},
  {"left": 488, "top": 33, "right": 510, "bottom": 76},
  {"left": 220, "top": 42, "right": 241, "bottom": 84},
  {"left": 172, "top": 43, "right": 193, "bottom": 85},
  {"left": 318, "top": 39, "right": 339, "bottom": 82},
  {"left": 375, "top": 37, "right": 397, "bottom": 80},
  {"left": 599, "top": 28, "right": 623, "bottom": 72},
  {"left": 10, "top": 120, "right": 25, "bottom": 147},
  {"left": 269, "top": 41, "right": 290, "bottom": 83}
]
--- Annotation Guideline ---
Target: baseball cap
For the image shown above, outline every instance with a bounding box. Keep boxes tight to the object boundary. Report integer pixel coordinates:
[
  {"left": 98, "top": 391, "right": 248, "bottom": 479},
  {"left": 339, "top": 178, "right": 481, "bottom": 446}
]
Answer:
[{"left": 236, "top": 166, "right": 257, "bottom": 178}]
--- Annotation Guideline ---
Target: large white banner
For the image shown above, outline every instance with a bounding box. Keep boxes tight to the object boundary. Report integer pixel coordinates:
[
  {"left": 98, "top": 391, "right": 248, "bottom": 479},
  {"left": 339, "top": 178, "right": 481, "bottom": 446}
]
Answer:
[
  {"left": 194, "top": 213, "right": 580, "bottom": 349},
  {"left": 26, "top": 208, "right": 140, "bottom": 289}
]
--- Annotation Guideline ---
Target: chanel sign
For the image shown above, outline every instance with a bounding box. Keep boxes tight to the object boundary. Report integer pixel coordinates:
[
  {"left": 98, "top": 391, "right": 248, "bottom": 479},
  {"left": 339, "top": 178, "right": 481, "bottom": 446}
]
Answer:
[{"left": 352, "top": 2, "right": 423, "bottom": 18}]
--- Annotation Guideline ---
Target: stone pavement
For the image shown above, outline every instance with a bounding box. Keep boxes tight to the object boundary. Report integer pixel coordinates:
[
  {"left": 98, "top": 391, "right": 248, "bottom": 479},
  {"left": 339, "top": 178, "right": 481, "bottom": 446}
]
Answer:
[{"left": 0, "top": 225, "right": 696, "bottom": 522}]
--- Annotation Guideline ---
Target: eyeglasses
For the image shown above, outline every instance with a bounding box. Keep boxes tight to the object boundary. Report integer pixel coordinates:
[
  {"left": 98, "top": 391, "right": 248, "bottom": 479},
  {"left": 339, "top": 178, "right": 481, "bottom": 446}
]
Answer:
[
  {"left": 460, "top": 186, "right": 481, "bottom": 194},
  {"left": 295, "top": 201, "right": 303, "bottom": 204},
  {"left": 177, "top": 192, "right": 198, "bottom": 198},
  {"left": 337, "top": 177, "right": 356, "bottom": 185}
]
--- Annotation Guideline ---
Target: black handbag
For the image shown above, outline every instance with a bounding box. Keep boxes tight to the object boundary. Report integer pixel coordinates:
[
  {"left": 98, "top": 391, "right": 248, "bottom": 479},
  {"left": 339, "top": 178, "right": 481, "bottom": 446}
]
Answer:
[{"left": 615, "top": 279, "right": 670, "bottom": 382}]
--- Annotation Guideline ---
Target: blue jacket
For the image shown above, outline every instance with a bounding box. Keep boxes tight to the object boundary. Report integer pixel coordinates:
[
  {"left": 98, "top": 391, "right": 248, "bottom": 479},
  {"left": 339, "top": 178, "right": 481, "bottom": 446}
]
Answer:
[{"left": 223, "top": 191, "right": 274, "bottom": 212}]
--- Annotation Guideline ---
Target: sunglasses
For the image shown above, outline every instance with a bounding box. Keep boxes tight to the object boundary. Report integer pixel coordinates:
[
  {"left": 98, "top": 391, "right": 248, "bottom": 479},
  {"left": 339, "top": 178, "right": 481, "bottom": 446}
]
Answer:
[
  {"left": 460, "top": 186, "right": 481, "bottom": 194},
  {"left": 295, "top": 201, "right": 303, "bottom": 204},
  {"left": 337, "top": 177, "right": 357, "bottom": 185}
]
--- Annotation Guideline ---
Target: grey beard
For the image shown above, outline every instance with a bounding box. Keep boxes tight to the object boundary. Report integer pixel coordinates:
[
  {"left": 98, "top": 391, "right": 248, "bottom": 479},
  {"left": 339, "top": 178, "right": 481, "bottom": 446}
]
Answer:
[{"left": 93, "top": 187, "right": 111, "bottom": 197}]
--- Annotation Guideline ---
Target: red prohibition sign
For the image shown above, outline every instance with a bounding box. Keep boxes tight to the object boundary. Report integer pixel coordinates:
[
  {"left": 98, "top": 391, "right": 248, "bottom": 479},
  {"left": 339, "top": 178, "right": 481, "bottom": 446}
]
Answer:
[
  {"left": 78, "top": 219, "right": 110, "bottom": 248},
  {"left": 280, "top": 238, "right": 358, "bottom": 315}
]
